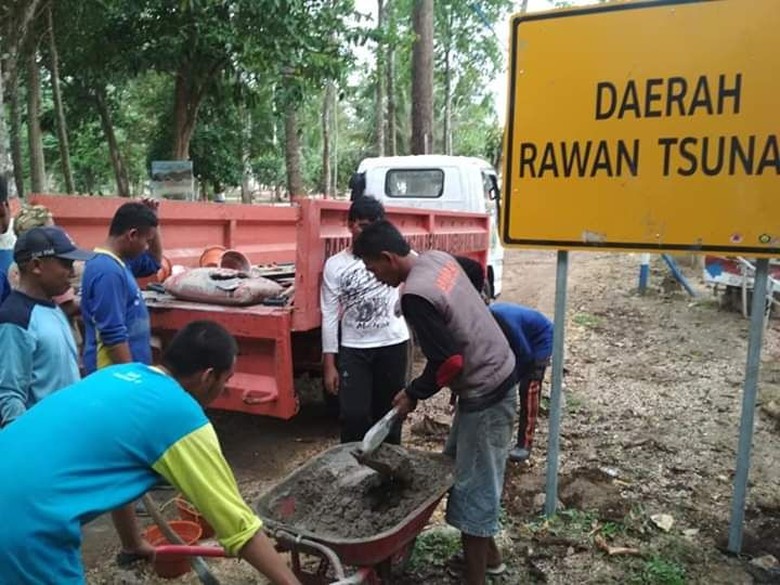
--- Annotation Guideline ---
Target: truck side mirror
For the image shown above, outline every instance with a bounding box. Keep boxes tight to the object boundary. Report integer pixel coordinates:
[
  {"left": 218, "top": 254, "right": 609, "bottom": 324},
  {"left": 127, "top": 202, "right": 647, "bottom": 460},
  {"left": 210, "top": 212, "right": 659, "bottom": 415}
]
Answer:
[
  {"left": 489, "top": 175, "right": 500, "bottom": 202},
  {"left": 489, "top": 174, "right": 502, "bottom": 224}
]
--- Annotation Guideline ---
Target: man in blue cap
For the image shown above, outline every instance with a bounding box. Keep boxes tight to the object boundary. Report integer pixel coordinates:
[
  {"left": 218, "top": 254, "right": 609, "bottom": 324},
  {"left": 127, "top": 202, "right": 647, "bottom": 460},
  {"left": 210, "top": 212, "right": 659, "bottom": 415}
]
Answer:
[{"left": 0, "top": 226, "right": 94, "bottom": 426}]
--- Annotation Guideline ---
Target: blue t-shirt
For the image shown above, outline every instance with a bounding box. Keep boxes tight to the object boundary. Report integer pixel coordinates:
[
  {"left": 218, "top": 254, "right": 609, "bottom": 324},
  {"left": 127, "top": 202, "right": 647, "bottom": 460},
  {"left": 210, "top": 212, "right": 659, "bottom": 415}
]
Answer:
[
  {"left": 0, "top": 364, "right": 212, "bottom": 584},
  {"left": 0, "top": 272, "right": 9, "bottom": 304},
  {"left": 80, "top": 250, "right": 157, "bottom": 373},
  {"left": 0, "top": 291, "right": 80, "bottom": 426},
  {"left": 491, "top": 302, "right": 553, "bottom": 370},
  {"left": 0, "top": 248, "right": 11, "bottom": 277}
]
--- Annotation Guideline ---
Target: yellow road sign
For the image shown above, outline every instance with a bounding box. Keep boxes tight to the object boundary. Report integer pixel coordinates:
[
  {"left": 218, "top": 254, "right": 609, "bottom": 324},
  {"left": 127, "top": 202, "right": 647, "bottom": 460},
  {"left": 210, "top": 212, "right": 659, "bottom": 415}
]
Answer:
[{"left": 502, "top": 0, "right": 780, "bottom": 255}]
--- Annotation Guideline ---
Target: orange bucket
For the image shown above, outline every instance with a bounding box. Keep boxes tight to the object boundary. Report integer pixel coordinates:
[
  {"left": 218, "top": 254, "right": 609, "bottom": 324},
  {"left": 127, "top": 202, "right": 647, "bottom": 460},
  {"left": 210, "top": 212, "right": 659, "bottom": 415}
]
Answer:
[
  {"left": 175, "top": 496, "right": 215, "bottom": 539},
  {"left": 219, "top": 249, "right": 251, "bottom": 272},
  {"left": 199, "top": 245, "right": 226, "bottom": 267},
  {"left": 144, "top": 520, "right": 202, "bottom": 579}
]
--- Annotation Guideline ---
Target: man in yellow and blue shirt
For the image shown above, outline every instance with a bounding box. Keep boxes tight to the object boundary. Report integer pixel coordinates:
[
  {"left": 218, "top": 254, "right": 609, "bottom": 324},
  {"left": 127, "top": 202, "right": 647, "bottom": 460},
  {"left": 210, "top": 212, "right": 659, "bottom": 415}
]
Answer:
[{"left": 0, "top": 320, "right": 300, "bottom": 585}]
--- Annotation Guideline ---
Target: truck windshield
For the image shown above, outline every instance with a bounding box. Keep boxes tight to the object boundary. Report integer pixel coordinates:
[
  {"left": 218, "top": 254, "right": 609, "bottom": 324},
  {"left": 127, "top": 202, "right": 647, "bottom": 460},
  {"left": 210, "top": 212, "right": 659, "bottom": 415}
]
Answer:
[{"left": 385, "top": 169, "right": 444, "bottom": 198}]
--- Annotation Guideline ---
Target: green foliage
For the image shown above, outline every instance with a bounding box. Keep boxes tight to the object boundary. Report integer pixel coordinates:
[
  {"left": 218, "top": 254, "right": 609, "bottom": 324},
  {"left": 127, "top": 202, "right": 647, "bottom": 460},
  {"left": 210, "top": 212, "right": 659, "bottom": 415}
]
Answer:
[
  {"left": 599, "top": 521, "right": 626, "bottom": 539},
  {"left": 573, "top": 312, "right": 602, "bottom": 328},
  {"left": 629, "top": 556, "right": 686, "bottom": 585},
  {"left": 6, "top": 0, "right": 509, "bottom": 197},
  {"left": 343, "top": 0, "right": 509, "bottom": 161},
  {"left": 408, "top": 529, "right": 461, "bottom": 570},
  {"left": 527, "top": 508, "right": 599, "bottom": 539}
]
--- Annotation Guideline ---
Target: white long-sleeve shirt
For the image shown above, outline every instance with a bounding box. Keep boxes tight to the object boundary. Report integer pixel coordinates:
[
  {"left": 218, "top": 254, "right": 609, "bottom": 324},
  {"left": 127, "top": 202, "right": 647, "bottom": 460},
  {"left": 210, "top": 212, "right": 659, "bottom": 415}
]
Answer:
[{"left": 320, "top": 249, "right": 409, "bottom": 353}]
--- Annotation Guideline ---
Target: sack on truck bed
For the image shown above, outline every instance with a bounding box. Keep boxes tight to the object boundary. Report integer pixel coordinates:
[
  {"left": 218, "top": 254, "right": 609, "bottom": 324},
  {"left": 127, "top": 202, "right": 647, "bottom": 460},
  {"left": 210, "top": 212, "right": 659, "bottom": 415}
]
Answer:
[{"left": 164, "top": 267, "right": 284, "bottom": 306}]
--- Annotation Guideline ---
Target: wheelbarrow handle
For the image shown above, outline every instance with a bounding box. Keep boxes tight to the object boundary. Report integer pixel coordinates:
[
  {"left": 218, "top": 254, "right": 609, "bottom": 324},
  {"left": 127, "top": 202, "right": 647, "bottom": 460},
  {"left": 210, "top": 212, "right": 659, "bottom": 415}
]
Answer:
[
  {"left": 273, "top": 529, "right": 346, "bottom": 580},
  {"left": 329, "top": 567, "right": 374, "bottom": 585},
  {"left": 155, "top": 545, "right": 227, "bottom": 558}
]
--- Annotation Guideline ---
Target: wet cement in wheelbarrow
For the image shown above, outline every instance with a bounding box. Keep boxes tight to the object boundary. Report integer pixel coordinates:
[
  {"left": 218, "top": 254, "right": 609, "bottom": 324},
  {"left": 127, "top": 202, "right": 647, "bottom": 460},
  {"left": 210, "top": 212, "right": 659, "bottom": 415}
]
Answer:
[{"left": 259, "top": 445, "right": 454, "bottom": 540}]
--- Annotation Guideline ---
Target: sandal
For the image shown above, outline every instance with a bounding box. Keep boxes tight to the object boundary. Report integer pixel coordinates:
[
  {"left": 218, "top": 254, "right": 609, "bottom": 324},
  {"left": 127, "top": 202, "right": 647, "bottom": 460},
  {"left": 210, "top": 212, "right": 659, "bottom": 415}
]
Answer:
[{"left": 446, "top": 552, "right": 507, "bottom": 576}]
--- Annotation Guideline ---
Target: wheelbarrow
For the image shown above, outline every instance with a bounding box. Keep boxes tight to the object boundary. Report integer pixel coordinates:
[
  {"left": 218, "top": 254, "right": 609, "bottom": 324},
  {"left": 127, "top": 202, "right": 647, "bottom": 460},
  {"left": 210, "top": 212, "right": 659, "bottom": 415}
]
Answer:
[{"left": 155, "top": 443, "right": 454, "bottom": 584}]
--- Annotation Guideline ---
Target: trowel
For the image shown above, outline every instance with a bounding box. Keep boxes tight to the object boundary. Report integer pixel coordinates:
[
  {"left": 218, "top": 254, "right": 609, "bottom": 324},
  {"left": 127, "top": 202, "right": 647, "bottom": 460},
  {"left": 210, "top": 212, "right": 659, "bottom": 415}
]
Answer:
[{"left": 353, "top": 407, "right": 413, "bottom": 483}]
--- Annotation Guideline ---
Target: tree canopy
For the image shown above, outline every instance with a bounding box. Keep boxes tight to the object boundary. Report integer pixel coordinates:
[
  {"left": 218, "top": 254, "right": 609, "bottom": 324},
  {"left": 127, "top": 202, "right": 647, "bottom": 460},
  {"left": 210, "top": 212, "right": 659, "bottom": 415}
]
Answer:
[{"left": 0, "top": 0, "right": 516, "bottom": 200}]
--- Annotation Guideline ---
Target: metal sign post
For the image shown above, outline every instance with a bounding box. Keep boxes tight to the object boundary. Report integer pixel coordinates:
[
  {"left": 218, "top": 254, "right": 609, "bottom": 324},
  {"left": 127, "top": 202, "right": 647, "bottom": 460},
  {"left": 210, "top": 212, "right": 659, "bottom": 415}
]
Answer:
[
  {"left": 545, "top": 250, "right": 568, "bottom": 516},
  {"left": 728, "top": 258, "right": 769, "bottom": 552}
]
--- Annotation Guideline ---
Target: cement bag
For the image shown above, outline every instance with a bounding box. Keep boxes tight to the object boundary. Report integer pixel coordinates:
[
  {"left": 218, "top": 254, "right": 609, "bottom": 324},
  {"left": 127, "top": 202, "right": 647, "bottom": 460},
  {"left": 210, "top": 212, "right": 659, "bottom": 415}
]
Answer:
[{"left": 164, "top": 267, "right": 283, "bottom": 306}]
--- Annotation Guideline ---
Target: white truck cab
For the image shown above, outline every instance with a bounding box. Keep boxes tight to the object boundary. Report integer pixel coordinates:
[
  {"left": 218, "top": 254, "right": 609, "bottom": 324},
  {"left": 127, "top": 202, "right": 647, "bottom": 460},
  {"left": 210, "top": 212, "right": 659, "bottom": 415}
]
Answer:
[{"left": 351, "top": 155, "right": 504, "bottom": 297}]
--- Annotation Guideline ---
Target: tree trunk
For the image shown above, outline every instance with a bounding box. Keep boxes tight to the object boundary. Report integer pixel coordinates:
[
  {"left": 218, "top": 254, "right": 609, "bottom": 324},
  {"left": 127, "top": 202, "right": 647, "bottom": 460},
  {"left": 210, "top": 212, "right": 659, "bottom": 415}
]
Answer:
[
  {"left": 321, "top": 83, "right": 334, "bottom": 198},
  {"left": 443, "top": 47, "right": 452, "bottom": 155},
  {"left": 332, "top": 87, "right": 339, "bottom": 196},
  {"left": 9, "top": 65, "right": 25, "bottom": 199},
  {"left": 443, "top": 5, "right": 454, "bottom": 155},
  {"left": 4, "top": 0, "right": 45, "bottom": 198},
  {"left": 172, "top": 70, "right": 193, "bottom": 159},
  {"left": 284, "top": 107, "right": 303, "bottom": 199},
  {"left": 0, "top": 57, "right": 8, "bottom": 178},
  {"left": 385, "top": 0, "right": 396, "bottom": 156},
  {"left": 27, "top": 49, "right": 47, "bottom": 193},
  {"left": 46, "top": 5, "right": 75, "bottom": 193},
  {"left": 411, "top": 0, "right": 434, "bottom": 155},
  {"left": 171, "top": 57, "right": 223, "bottom": 160},
  {"left": 241, "top": 105, "right": 252, "bottom": 203},
  {"left": 94, "top": 87, "right": 130, "bottom": 197},
  {"left": 375, "top": 0, "right": 386, "bottom": 156},
  {"left": 171, "top": 65, "right": 208, "bottom": 160},
  {"left": 443, "top": 56, "right": 452, "bottom": 155}
]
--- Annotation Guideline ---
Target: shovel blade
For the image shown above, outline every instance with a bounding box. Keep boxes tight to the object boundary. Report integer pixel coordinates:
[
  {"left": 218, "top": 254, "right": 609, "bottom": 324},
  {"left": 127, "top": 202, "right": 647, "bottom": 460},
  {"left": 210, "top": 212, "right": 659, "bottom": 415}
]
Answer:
[{"left": 360, "top": 407, "right": 400, "bottom": 456}]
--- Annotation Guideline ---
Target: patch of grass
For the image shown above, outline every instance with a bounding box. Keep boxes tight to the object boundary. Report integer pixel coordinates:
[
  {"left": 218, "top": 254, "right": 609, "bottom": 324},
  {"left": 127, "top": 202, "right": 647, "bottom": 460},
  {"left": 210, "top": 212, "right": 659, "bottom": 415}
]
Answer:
[
  {"left": 408, "top": 528, "right": 461, "bottom": 570},
  {"left": 599, "top": 521, "right": 626, "bottom": 539},
  {"left": 573, "top": 312, "right": 602, "bottom": 329},
  {"left": 541, "top": 392, "right": 586, "bottom": 415},
  {"left": 498, "top": 505, "right": 510, "bottom": 528},
  {"left": 526, "top": 508, "right": 599, "bottom": 540},
  {"left": 565, "top": 393, "right": 585, "bottom": 414},
  {"left": 629, "top": 556, "right": 686, "bottom": 585}
]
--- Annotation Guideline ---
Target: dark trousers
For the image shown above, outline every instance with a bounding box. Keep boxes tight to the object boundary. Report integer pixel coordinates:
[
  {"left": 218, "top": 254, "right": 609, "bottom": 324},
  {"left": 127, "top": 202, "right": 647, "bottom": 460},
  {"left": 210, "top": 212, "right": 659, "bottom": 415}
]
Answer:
[
  {"left": 517, "top": 365, "right": 547, "bottom": 450},
  {"left": 338, "top": 341, "right": 409, "bottom": 445}
]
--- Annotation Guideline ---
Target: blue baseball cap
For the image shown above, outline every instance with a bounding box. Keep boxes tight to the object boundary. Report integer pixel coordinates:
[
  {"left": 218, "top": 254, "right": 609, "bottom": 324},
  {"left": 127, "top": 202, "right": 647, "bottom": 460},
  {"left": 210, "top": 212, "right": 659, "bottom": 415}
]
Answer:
[{"left": 13, "top": 226, "right": 94, "bottom": 264}]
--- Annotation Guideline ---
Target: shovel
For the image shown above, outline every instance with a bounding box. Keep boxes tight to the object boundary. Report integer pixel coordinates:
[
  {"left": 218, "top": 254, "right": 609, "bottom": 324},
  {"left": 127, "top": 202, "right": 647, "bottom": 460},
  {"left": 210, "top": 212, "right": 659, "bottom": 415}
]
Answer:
[
  {"left": 352, "top": 408, "right": 413, "bottom": 483},
  {"left": 360, "top": 407, "right": 400, "bottom": 457}
]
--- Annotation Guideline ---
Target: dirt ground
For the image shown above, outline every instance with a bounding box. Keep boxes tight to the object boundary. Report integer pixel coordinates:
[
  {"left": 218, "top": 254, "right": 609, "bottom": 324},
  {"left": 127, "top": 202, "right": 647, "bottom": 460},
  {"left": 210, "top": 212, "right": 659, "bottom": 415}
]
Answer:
[{"left": 85, "top": 250, "right": 780, "bottom": 584}]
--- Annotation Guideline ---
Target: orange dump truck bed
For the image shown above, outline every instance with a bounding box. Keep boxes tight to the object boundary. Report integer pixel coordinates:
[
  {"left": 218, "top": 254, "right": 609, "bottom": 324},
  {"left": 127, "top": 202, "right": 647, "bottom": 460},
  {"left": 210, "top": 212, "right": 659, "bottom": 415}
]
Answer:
[{"left": 30, "top": 194, "right": 491, "bottom": 419}]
